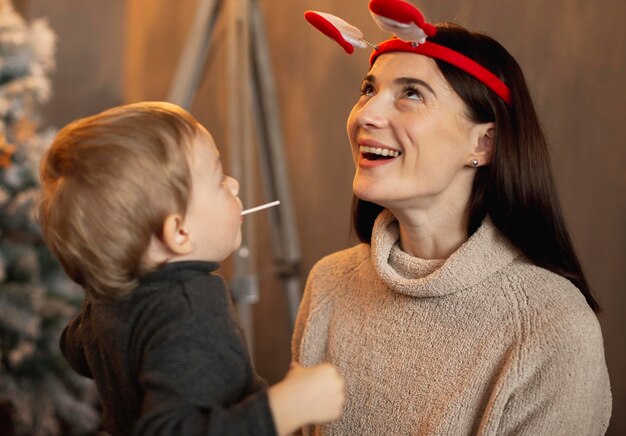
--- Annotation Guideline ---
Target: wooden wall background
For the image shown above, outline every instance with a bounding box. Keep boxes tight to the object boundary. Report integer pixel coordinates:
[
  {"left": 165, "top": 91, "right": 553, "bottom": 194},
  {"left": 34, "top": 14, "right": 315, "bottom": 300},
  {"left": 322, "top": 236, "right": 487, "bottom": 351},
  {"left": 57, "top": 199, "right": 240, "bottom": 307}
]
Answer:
[{"left": 18, "top": 0, "right": 626, "bottom": 433}]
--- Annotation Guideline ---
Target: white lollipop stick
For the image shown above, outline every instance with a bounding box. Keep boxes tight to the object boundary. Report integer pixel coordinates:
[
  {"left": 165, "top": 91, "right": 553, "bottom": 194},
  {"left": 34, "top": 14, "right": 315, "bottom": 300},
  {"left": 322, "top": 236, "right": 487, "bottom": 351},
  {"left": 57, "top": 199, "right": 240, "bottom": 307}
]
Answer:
[{"left": 241, "top": 200, "right": 280, "bottom": 216}]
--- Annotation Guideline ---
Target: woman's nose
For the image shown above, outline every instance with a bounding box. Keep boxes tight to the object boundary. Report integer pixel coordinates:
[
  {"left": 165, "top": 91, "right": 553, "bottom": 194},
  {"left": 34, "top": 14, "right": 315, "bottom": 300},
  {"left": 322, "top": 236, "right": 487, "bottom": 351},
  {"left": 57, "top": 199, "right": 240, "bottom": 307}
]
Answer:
[{"left": 354, "top": 95, "right": 390, "bottom": 129}]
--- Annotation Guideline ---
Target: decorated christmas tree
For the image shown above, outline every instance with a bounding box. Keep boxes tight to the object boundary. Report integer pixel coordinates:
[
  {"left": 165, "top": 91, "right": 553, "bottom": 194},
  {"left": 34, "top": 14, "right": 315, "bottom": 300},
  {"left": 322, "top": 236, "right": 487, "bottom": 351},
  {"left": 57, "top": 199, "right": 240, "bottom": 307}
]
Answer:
[{"left": 0, "top": 1, "right": 99, "bottom": 434}]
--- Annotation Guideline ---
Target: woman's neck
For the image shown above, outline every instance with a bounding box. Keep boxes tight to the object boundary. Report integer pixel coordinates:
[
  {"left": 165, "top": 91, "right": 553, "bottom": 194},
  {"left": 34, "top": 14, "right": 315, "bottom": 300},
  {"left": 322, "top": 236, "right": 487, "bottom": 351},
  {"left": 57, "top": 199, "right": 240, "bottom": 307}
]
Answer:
[{"left": 389, "top": 205, "right": 470, "bottom": 260}]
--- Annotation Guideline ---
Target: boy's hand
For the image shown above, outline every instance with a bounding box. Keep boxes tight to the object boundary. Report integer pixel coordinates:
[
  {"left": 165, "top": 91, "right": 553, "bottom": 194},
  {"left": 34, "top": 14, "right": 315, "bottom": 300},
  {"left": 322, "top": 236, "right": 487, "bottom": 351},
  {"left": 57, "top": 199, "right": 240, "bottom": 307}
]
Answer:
[
  {"left": 268, "top": 362, "right": 345, "bottom": 435},
  {"left": 284, "top": 362, "right": 345, "bottom": 422}
]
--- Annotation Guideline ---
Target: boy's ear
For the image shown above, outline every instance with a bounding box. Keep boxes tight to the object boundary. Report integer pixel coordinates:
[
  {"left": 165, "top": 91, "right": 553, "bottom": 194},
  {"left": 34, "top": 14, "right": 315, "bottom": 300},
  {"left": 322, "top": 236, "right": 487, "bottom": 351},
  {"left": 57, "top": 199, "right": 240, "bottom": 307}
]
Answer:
[
  {"left": 161, "top": 213, "right": 193, "bottom": 255},
  {"left": 469, "top": 122, "right": 496, "bottom": 166}
]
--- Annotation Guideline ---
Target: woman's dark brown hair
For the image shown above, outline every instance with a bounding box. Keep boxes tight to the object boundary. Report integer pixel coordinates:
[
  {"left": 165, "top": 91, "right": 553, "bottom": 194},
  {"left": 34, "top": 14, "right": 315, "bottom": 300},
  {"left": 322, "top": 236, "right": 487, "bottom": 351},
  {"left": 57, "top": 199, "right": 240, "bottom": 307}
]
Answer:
[{"left": 352, "top": 23, "right": 599, "bottom": 311}]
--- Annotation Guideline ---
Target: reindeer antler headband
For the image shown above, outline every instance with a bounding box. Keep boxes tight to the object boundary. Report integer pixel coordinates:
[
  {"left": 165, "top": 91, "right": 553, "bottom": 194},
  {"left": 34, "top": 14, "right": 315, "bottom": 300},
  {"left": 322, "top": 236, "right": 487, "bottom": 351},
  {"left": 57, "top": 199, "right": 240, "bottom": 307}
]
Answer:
[{"left": 305, "top": 0, "right": 512, "bottom": 106}]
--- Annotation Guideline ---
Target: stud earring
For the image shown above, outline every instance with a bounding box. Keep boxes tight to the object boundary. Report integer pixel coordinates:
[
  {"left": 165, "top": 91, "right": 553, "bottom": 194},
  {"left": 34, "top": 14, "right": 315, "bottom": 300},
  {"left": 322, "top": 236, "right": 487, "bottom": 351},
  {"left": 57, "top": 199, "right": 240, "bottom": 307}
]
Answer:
[{"left": 470, "top": 159, "right": 479, "bottom": 167}]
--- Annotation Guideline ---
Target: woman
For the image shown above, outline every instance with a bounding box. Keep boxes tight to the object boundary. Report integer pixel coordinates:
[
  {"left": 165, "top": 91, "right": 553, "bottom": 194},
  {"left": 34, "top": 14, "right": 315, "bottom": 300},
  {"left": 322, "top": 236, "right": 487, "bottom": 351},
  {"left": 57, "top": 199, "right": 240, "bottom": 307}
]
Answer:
[{"left": 292, "top": 9, "right": 612, "bottom": 436}]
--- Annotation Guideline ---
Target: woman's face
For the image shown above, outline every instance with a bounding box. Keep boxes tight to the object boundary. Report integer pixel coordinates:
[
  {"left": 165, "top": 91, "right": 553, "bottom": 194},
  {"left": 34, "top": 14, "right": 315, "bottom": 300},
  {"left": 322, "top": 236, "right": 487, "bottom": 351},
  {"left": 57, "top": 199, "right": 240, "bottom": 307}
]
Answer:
[{"left": 347, "top": 52, "right": 484, "bottom": 212}]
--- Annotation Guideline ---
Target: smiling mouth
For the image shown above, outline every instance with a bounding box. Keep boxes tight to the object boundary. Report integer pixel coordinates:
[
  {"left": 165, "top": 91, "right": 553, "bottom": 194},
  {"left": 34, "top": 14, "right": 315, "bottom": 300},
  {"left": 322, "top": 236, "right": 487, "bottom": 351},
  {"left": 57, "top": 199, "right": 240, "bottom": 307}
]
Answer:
[{"left": 359, "top": 145, "right": 402, "bottom": 161}]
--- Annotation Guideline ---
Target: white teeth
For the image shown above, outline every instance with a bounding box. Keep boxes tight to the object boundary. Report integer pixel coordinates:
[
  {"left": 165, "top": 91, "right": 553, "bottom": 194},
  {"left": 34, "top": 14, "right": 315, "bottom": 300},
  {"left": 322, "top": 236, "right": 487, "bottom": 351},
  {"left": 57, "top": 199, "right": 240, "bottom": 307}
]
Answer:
[{"left": 359, "top": 145, "right": 400, "bottom": 157}]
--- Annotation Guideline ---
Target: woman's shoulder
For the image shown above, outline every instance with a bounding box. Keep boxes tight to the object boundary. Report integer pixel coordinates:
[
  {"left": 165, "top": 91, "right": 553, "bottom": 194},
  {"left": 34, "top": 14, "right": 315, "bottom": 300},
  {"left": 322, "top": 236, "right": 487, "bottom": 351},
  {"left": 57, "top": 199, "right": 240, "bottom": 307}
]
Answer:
[
  {"left": 506, "top": 259, "right": 603, "bottom": 350},
  {"left": 508, "top": 259, "right": 589, "bottom": 309},
  {"left": 309, "top": 243, "right": 370, "bottom": 280},
  {"left": 504, "top": 261, "right": 610, "bottom": 412},
  {"left": 303, "top": 243, "right": 372, "bottom": 307}
]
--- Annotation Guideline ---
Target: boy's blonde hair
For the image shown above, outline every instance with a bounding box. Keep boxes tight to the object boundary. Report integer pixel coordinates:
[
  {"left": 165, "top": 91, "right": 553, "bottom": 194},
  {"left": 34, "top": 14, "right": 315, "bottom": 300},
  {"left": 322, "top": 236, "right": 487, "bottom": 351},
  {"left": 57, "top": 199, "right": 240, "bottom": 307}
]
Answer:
[{"left": 38, "top": 101, "right": 199, "bottom": 300}]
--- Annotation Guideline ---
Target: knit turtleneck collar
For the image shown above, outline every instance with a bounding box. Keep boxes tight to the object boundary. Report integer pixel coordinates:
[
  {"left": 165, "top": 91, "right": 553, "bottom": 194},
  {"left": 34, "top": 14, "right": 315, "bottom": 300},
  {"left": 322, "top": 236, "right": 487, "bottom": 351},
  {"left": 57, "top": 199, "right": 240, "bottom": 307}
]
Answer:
[{"left": 371, "top": 209, "right": 520, "bottom": 298}]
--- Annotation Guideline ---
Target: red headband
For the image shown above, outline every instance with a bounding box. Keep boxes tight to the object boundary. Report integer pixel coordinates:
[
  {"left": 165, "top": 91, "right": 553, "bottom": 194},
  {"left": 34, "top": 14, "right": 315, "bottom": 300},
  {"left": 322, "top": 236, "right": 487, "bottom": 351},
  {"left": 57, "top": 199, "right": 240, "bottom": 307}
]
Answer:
[
  {"left": 305, "top": 0, "right": 513, "bottom": 106},
  {"left": 370, "top": 38, "right": 512, "bottom": 105}
]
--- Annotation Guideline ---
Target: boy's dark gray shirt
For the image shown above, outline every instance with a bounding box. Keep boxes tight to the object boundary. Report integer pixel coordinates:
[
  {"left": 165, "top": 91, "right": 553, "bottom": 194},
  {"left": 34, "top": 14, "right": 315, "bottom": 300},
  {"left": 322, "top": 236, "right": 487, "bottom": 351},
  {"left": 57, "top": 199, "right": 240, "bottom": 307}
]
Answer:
[{"left": 61, "top": 261, "right": 276, "bottom": 436}]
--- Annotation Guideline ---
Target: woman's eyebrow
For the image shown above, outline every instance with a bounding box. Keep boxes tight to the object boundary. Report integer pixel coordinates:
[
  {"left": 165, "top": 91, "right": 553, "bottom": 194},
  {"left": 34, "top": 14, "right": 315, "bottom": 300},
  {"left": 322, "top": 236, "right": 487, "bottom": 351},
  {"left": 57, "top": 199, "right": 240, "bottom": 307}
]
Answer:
[
  {"left": 361, "top": 74, "right": 376, "bottom": 84},
  {"left": 394, "top": 77, "right": 436, "bottom": 97}
]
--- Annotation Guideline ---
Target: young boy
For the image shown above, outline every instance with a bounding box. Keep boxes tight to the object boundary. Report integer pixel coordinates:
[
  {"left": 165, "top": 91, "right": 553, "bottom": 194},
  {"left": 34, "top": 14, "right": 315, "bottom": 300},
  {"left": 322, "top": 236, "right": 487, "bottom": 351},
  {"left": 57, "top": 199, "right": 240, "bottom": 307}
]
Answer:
[{"left": 38, "top": 101, "right": 344, "bottom": 435}]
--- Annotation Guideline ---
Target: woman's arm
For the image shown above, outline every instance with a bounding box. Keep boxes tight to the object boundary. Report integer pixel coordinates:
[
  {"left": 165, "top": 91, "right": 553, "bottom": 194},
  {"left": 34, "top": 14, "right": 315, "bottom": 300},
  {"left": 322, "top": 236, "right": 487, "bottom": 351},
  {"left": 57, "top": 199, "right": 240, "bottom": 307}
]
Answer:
[
  {"left": 291, "top": 273, "right": 315, "bottom": 363},
  {"left": 495, "top": 303, "right": 611, "bottom": 435}
]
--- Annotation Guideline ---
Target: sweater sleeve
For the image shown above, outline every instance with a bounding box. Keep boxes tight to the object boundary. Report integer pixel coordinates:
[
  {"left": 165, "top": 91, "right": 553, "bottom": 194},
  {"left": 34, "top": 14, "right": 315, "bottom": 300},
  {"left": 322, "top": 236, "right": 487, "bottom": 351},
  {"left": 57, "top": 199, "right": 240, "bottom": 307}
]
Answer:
[
  {"left": 59, "top": 299, "right": 92, "bottom": 379},
  {"left": 496, "top": 297, "right": 612, "bottom": 435},
  {"left": 292, "top": 249, "right": 360, "bottom": 367},
  {"left": 130, "top": 280, "right": 277, "bottom": 436},
  {"left": 291, "top": 270, "right": 322, "bottom": 436},
  {"left": 291, "top": 254, "right": 338, "bottom": 366},
  {"left": 291, "top": 270, "right": 315, "bottom": 364}
]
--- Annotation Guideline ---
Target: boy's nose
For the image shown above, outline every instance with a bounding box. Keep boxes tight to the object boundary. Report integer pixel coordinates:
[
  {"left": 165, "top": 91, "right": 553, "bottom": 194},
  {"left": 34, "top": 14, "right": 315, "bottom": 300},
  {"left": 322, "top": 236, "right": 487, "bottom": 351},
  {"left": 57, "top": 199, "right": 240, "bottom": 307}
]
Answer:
[{"left": 225, "top": 176, "right": 239, "bottom": 196}]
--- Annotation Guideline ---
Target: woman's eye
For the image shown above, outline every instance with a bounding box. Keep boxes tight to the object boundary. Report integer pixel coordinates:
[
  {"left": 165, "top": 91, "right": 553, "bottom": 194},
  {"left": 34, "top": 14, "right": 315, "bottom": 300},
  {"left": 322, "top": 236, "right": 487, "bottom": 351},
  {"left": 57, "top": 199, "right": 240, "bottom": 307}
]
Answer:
[
  {"left": 360, "top": 83, "right": 375, "bottom": 96},
  {"left": 402, "top": 86, "right": 423, "bottom": 101}
]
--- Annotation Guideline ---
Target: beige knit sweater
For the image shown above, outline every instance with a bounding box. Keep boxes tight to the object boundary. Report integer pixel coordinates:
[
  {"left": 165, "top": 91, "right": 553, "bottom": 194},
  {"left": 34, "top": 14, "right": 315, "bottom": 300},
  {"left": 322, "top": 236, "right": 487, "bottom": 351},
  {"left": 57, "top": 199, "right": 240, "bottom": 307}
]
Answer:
[{"left": 292, "top": 210, "right": 611, "bottom": 435}]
